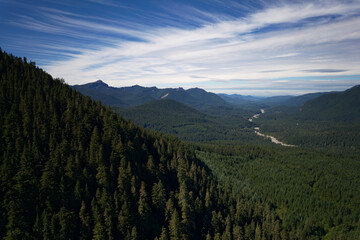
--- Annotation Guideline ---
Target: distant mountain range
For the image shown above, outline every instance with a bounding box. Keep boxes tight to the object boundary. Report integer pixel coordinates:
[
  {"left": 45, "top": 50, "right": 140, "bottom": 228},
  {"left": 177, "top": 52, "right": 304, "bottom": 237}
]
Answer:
[
  {"left": 72, "top": 80, "right": 227, "bottom": 110},
  {"left": 73, "top": 80, "right": 360, "bottom": 122},
  {"left": 217, "top": 94, "right": 265, "bottom": 104},
  {"left": 72, "top": 80, "right": 337, "bottom": 110},
  {"left": 218, "top": 92, "right": 330, "bottom": 108}
]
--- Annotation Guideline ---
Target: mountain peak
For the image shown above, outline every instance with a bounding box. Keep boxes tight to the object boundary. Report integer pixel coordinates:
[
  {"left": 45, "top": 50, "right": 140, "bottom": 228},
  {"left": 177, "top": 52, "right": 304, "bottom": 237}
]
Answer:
[
  {"left": 79, "top": 80, "right": 109, "bottom": 88},
  {"left": 93, "top": 80, "right": 108, "bottom": 87},
  {"left": 73, "top": 82, "right": 228, "bottom": 109}
]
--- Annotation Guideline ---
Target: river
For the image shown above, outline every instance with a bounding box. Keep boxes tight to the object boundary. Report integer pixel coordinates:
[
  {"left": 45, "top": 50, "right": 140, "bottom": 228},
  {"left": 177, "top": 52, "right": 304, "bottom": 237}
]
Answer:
[{"left": 249, "top": 109, "right": 296, "bottom": 147}]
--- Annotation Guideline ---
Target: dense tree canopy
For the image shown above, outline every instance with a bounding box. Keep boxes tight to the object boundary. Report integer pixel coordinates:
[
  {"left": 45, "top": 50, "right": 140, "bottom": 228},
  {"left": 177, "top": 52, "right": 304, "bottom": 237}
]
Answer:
[
  {"left": 196, "top": 144, "right": 360, "bottom": 239},
  {"left": 2, "top": 49, "right": 359, "bottom": 240},
  {"left": 0, "top": 50, "right": 285, "bottom": 239}
]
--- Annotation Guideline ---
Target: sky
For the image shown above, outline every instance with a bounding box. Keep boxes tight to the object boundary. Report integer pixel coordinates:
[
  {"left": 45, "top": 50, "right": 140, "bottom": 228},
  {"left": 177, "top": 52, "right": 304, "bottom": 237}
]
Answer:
[{"left": 1, "top": 0, "right": 360, "bottom": 96}]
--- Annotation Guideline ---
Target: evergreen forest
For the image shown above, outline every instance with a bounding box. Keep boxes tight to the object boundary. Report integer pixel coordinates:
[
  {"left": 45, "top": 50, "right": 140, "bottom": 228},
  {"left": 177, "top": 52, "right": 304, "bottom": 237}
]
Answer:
[
  {"left": 0, "top": 50, "right": 288, "bottom": 239},
  {"left": 1, "top": 49, "right": 359, "bottom": 240}
]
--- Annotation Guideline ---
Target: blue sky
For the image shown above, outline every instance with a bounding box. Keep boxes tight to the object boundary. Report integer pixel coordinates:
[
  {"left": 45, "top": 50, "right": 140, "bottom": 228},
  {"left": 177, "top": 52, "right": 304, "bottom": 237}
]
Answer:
[{"left": 1, "top": 0, "right": 360, "bottom": 96}]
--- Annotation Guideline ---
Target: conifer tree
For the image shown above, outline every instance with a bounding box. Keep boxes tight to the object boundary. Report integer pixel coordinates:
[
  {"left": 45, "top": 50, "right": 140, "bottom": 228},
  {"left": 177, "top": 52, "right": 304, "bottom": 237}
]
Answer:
[{"left": 169, "top": 209, "right": 180, "bottom": 240}]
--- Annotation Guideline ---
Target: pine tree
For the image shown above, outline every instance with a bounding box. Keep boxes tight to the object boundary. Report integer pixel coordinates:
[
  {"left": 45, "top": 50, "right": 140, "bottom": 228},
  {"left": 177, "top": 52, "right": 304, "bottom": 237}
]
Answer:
[
  {"left": 254, "top": 223, "right": 261, "bottom": 240},
  {"left": 169, "top": 209, "right": 180, "bottom": 240},
  {"left": 131, "top": 226, "right": 138, "bottom": 240},
  {"left": 152, "top": 180, "right": 166, "bottom": 209},
  {"left": 138, "top": 181, "right": 150, "bottom": 218},
  {"left": 117, "top": 195, "right": 132, "bottom": 237},
  {"left": 159, "top": 227, "right": 169, "bottom": 240},
  {"left": 79, "top": 201, "right": 92, "bottom": 240},
  {"left": 91, "top": 198, "right": 106, "bottom": 240},
  {"left": 57, "top": 207, "right": 76, "bottom": 240}
]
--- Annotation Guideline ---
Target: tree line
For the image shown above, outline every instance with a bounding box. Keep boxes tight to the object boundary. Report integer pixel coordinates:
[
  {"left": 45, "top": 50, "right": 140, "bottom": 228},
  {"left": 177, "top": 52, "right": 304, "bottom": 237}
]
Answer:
[{"left": 0, "top": 50, "right": 286, "bottom": 239}]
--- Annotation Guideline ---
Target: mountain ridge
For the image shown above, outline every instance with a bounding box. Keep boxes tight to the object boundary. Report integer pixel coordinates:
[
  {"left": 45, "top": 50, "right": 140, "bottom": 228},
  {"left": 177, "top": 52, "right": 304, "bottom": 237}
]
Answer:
[
  {"left": 299, "top": 84, "right": 360, "bottom": 121},
  {"left": 0, "top": 50, "right": 284, "bottom": 239},
  {"left": 73, "top": 80, "right": 228, "bottom": 110},
  {"left": 219, "top": 92, "right": 331, "bottom": 108},
  {"left": 117, "top": 98, "right": 253, "bottom": 142}
]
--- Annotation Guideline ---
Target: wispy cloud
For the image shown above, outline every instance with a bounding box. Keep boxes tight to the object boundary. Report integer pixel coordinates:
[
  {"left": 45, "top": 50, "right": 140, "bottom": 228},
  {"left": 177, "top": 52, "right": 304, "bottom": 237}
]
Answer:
[
  {"left": 3, "top": 0, "right": 360, "bottom": 95},
  {"left": 302, "top": 69, "right": 348, "bottom": 73}
]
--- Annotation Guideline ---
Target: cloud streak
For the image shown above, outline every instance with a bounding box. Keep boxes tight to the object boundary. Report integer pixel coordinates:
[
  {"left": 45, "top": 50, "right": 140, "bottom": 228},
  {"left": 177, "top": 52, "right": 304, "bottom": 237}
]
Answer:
[
  {"left": 2, "top": 0, "right": 360, "bottom": 95},
  {"left": 302, "top": 69, "right": 348, "bottom": 73}
]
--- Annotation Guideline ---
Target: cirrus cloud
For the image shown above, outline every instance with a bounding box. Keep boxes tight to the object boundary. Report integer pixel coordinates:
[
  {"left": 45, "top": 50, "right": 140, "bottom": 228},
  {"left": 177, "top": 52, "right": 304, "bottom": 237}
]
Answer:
[{"left": 1, "top": 0, "right": 360, "bottom": 95}]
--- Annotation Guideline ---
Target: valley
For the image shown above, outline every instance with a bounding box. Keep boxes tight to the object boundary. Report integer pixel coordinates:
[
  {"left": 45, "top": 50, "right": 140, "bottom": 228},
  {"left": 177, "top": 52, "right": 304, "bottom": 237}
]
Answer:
[
  {"left": 249, "top": 109, "right": 296, "bottom": 147},
  {"left": 1, "top": 51, "right": 359, "bottom": 239},
  {"left": 2, "top": 0, "right": 360, "bottom": 239},
  {"left": 72, "top": 78, "right": 360, "bottom": 239},
  {"left": 0, "top": 50, "right": 288, "bottom": 240},
  {"left": 253, "top": 130, "right": 296, "bottom": 147}
]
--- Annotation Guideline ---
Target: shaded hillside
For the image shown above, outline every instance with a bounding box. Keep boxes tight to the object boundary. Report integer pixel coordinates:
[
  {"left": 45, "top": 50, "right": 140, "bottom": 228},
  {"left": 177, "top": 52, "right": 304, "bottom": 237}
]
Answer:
[
  {"left": 218, "top": 94, "right": 264, "bottom": 104},
  {"left": 73, "top": 81, "right": 228, "bottom": 110},
  {"left": 300, "top": 85, "right": 360, "bottom": 120},
  {"left": 253, "top": 85, "right": 360, "bottom": 152},
  {"left": 118, "top": 99, "right": 207, "bottom": 131},
  {"left": 117, "top": 99, "right": 256, "bottom": 143},
  {"left": 0, "top": 50, "right": 284, "bottom": 239},
  {"left": 284, "top": 92, "right": 329, "bottom": 107},
  {"left": 185, "top": 88, "right": 228, "bottom": 109},
  {"left": 219, "top": 92, "right": 328, "bottom": 108},
  {"left": 71, "top": 80, "right": 128, "bottom": 106},
  {"left": 217, "top": 94, "right": 264, "bottom": 110}
]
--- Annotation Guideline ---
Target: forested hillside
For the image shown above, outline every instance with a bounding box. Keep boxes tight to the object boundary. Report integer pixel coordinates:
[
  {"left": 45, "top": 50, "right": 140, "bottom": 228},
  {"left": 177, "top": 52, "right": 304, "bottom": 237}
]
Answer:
[
  {"left": 255, "top": 86, "right": 360, "bottom": 152},
  {"left": 300, "top": 85, "right": 360, "bottom": 121},
  {"left": 0, "top": 50, "right": 285, "bottom": 239},
  {"left": 117, "top": 99, "right": 255, "bottom": 143},
  {"left": 218, "top": 92, "right": 328, "bottom": 108}
]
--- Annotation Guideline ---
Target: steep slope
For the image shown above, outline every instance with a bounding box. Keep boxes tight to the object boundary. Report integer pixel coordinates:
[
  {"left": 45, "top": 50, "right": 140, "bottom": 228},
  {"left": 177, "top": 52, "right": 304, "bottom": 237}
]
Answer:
[
  {"left": 252, "top": 85, "right": 360, "bottom": 151},
  {"left": 185, "top": 88, "right": 228, "bottom": 109},
  {"left": 119, "top": 99, "right": 208, "bottom": 132},
  {"left": 0, "top": 51, "right": 283, "bottom": 239},
  {"left": 284, "top": 92, "right": 330, "bottom": 107},
  {"left": 73, "top": 81, "right": 228, "bottom": 110},
  {"left": 118, "top": 99, "right": 255, "bottom": 142},
  {"left": 71, "top": 80, "right": 128, "bottom": 106},
  {"left": 260, "top": 93, "right": 329, "bottom": 107},
  {"left": 300, "top": 85, "right": 360, "bottom": 120}
]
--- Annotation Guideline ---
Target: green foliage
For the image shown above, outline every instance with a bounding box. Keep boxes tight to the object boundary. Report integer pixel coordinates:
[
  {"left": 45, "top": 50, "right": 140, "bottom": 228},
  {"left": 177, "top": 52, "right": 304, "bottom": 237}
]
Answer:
[
  {"left": 256, "top": 109, "right": 360, "bottom": 153},
  {"left": 3, "top": 49, "right": 358, "bottom": 240},
  {"left": 253, "top": 85, "right": 360, "bottom": 153},
  {"left": 300, "top": 85, "right": 360, "bottom": 121},
  {"left": 117, "top": 99, "right": 258, "bottom": 143},
  {"left": 0, "top": 50, "right": 284, "bottom": 239},
  {"left": 196, "top": 144, "right": 360, "bottom": 239}
]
